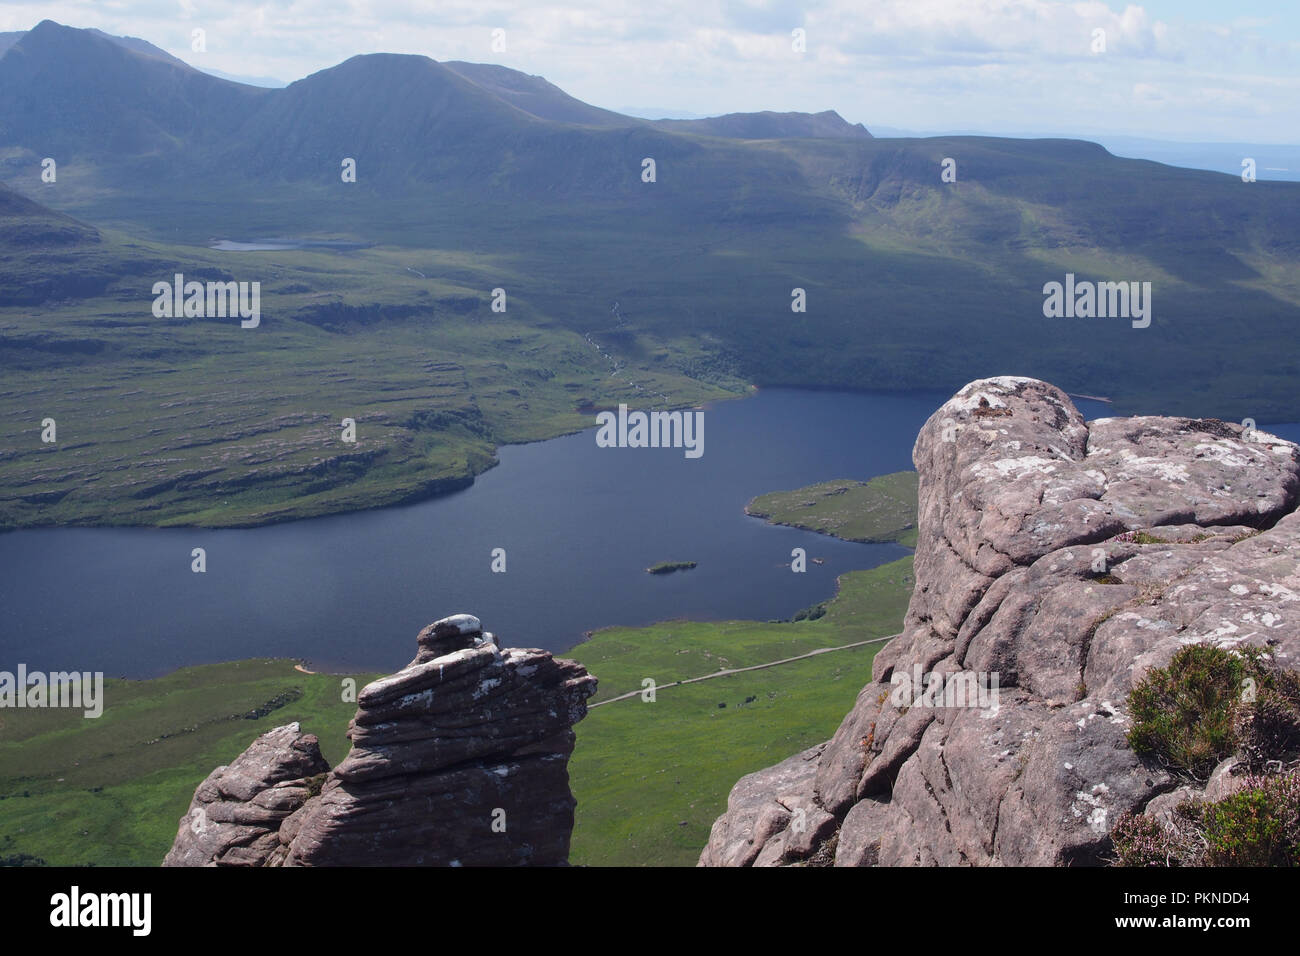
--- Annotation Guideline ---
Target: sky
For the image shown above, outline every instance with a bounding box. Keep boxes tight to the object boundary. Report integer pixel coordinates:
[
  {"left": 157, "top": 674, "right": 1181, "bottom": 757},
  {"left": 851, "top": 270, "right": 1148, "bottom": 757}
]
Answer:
[{"left": 2, "top": 0, "right": 1298, "bottom": 143}]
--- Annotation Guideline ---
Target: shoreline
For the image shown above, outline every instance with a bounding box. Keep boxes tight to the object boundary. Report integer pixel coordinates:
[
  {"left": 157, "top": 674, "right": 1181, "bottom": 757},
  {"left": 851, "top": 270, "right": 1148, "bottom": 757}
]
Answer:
[
  {"left": 14, "top": 383, "right": 1289, "bottom": 536},
  {"left": 1, "top": 387, "right": 752, "bottom": 535}
]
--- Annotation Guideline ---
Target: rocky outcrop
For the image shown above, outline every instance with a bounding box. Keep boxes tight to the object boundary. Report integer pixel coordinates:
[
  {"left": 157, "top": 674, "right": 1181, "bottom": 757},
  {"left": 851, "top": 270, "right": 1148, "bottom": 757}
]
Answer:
[
  {"left": 161, "top": 722, "right": 330, "bottom": 867},
  {"left": 165, "top": 614, "right": 597, "bottom": 866},
  {"left": 701, "top": 376, "right": 1300, "bottom": 866}
]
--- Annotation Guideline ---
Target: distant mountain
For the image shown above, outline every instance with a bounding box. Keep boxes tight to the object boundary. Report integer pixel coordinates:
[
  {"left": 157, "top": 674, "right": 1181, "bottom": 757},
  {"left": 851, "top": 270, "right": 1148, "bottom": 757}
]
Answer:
[
  {"left": 2, "top": 21, "right": 1300, "bottom": 421},
  {"left": 82, "top": 27, "right": 193, "bottom": 67},
  {"left": 653, "top": 110, "right": 871, "bottom": 140},
  {"left": 0, "top": 20, "right": 269, "bottom": 166},
  {"left": 444, "top": 61, "right": 633, "bottom": 127},
  {"left": 0, "top": 21, "right": 874, "bottom": 195},
  {"left": 872, "top": 125, "right": 1300, "bottom": 182},
  {"left": 617, "top": 107, "right": 709, "bottom": 120},
  {"left": 0, "top": 21, "right": 860, "bottom": 158},
  {"left": 217, "top": 52, "right": 722, "bottom": 193}
]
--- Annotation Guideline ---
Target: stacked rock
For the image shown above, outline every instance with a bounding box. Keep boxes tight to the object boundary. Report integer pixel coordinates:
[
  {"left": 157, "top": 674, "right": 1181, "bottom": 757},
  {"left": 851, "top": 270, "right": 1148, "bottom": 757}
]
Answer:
[{"left": 165, "top": 614, "right": 597, "bottom": 866}]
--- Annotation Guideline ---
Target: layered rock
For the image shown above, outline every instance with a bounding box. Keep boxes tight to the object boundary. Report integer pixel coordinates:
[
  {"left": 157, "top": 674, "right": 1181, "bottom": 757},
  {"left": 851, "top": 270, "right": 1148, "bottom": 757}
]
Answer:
[
  {"left": 700, "top": 376, "right": 1300, "bottom": 866},
  {"left": 165, "top": 614, "right": 597, "bottom": 866},
  {"left": 161, "top": 722, "right": 329, "bottom": 867}
]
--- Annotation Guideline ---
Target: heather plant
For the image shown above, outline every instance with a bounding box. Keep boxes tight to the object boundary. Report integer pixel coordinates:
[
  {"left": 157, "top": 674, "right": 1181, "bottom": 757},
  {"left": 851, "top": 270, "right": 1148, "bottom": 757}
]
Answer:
[
  {"left": 1113, "top": 771, "right": 1300, "bottom": 867},
  {"left": 1116, "top": 643, "right": 1300, "bottom": 866},
  {"left": 1111, "top": 807, "right": 1199, "bottom": 867},
  {"left": 1201, "top": 773, "right": 1300, "bottom": 866},
  {"left": 1127, "top": 645, "right": 1299, "bottom": 779}
]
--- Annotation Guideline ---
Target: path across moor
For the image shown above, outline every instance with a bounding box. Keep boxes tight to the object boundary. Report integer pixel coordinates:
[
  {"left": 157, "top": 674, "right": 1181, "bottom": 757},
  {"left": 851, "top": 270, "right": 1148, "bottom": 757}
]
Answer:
[{"left": 588, "top": 635, "right": 896, "bottom": 707}]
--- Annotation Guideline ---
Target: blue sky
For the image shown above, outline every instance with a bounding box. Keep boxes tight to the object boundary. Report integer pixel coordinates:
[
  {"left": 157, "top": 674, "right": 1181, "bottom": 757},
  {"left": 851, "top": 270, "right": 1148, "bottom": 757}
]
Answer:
[{"left": 2, "top": 1, "right": 1297, "bottom": 143}]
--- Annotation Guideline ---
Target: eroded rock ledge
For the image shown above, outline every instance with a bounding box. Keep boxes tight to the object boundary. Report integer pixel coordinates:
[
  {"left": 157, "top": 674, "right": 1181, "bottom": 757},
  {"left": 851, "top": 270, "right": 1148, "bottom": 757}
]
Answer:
[
  {"left": 700, "top": 376, "right": 1300, "bottom": 866},
  {"left": 164, "top": 614, "right": 597, "bottom": 866}
]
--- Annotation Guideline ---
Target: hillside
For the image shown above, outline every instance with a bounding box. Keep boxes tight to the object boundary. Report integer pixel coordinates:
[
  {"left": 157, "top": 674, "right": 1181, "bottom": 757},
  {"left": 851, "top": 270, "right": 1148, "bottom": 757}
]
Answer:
[
  {"left": 2, "top": 21, "right": 1300, "bottom": 530},
  {"left": 0, "top": 21, "right": 268, "bottom": 168}
]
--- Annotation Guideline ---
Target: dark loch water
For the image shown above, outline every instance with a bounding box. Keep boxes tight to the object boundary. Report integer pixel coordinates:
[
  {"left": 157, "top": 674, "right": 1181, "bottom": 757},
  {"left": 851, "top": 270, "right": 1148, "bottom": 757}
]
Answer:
[{"left": 0, "top": 389, "right": 1251, "bottom": 678}]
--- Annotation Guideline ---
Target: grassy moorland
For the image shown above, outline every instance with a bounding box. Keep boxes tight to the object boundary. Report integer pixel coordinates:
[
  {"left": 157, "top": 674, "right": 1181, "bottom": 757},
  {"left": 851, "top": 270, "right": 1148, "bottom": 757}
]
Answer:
[
  {"left": 566, "top": 556, "right": 913, "bottom": 866},
  {"left": 0, "top": 660, "right": 380, "bottom": 866},
  {"left": 0, "top": 213, "right": 739, "bottom": 530},
  {"left": 746, "top": 470, "right": 919, "bottom": 547}
]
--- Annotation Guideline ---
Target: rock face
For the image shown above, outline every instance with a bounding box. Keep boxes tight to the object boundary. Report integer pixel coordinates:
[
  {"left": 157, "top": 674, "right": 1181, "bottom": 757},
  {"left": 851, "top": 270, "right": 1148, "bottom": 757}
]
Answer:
[
  {"left": 700, "top": 376, "right": 1300, "bottom": 867},
  {"left": 161, "top": 722, "right": 330, "bottom": 867},
  {"left": 165, "top": 614, "right": 597, "bottom": 866}
]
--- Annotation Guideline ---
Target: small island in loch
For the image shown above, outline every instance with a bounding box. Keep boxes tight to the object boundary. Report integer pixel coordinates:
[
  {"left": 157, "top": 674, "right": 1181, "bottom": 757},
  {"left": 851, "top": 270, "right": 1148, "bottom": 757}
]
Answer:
[{"left": 646, "top": 561, "right": 698, "bottom": 575}]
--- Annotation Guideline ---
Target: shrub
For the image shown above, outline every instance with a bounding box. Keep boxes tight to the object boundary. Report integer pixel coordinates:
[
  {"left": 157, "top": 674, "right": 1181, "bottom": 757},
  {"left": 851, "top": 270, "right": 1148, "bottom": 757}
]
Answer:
[
  {"left": 1127, "top": 644, "right": 1252, "bottom": 779},
  {"left": 1111, "top": 812, "right": 1185, "bottom": 867},
  {"left": 1128, "top": 645, "right": 1300, "bottom": 779},
  {"left": 1202, "top": 773, "right": 1300, "bottom": 866},
  {"left": 1117, "top": 644, "right": 1300, "bottom": 866},
  {"left": 1236, "top": 679, "right": 1300, "bottom": 771},
  {"left": 791, "top": 602, "right": 827, "bottom": 622},
  {"left": 1112, "top": 771, "right": 1300, "bottom": 867}
]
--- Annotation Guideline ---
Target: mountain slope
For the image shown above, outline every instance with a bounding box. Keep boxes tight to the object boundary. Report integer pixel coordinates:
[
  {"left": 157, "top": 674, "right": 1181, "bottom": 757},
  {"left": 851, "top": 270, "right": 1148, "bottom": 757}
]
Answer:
[
  {"left": 654, "top": 109, "right": 871, "bottom": 140},
  {"left": 444, "top": 61, "right": 636, "bottom": 128},
  {"left": 0, "top": 181, "right": 106, "bottom": 302},
  {"left": 0, "top": 20, "right": 268, "bottom": 164}
]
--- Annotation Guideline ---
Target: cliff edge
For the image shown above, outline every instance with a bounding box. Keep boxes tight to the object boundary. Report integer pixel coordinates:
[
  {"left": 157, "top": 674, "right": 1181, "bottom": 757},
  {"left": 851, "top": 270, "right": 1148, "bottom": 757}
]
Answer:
[{"left": 700, "top": 376, "right": 1300, "bottom": 866}]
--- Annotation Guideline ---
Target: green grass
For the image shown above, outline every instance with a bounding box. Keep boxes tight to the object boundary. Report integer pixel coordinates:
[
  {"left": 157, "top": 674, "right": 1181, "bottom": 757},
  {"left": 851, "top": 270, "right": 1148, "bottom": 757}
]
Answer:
[
  {"left": 746, "top": 471, "right": 919, "bottom": 547},
  {"left": 566, "top": 555, "right": 913, "bottom": 866},
  {"left": 0, "top": 660, "right": 380, "bottom": 866}
]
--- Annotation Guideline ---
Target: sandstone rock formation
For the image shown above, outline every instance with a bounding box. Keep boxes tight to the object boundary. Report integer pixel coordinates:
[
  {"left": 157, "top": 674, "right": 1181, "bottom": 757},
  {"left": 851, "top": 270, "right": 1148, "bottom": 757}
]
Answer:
[
  {"left": 165, "top": 614, "right": 597, "bottom": 866},
  {"left": 161, "top": 722, "right": 330, "bottom": 867},
  {"left": 700, "top": 376, "right": 1300, "bottom": 866}
]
